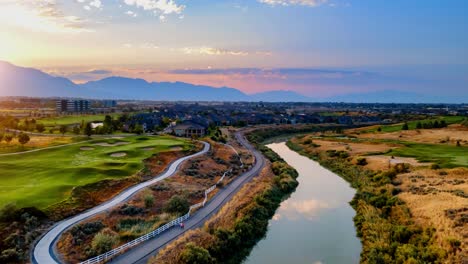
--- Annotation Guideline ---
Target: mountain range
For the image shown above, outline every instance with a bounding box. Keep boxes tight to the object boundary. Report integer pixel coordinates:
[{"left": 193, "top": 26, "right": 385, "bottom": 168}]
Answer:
[{"left": 0, "top": 61, "right": 465, "bottom": 103}]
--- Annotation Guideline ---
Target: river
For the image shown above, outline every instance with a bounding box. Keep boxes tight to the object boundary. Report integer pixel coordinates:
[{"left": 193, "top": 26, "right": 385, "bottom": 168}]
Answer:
[{"left": 244, "top": 142, "right": 361, "bottom": 264}]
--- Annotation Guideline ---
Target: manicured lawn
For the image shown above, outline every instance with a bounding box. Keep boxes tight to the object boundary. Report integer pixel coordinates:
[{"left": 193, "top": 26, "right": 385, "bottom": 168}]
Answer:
[
  {"left": 363, "top": 116, "right": 465, "bottom": 133},
  {"left": 388, "top": 142, "right": 468, "bottom": 168},
  {"left": 0, "top": 135, "right": 191, "bottom": 209}
]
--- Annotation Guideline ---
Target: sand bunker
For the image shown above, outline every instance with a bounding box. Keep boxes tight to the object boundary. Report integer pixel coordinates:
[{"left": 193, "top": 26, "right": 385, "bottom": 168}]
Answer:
[
  {"left": 80, "top": 147, "right": 94, "bottom": 151},
  {"left": 170, "top": 146, "right": 183, "bottom": 151},
  {"left": 110, "top": 152, "right": 127, "bottom": 157},
  {"left": 94, "top": 142, "right": 129, "bottom": 147}
]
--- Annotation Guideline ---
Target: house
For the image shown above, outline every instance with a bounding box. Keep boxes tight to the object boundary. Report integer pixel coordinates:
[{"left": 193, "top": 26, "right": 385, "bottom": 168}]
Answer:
[{"left": 172, "top": 121, "right": 207, "bottom": 138}]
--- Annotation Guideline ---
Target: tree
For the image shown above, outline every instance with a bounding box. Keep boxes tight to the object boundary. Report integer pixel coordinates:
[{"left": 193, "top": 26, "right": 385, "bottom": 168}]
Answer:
[
  {"left": 377, "top": 127, "right": 382, "bottom": 132},
  {"left": 402, "top": 122, "right": 409, "bottom": 130},
  {"left": 73, "top": 126, "right": 80, "bottom": 135},
  {"left": 59, "top": 125, "right": 67, "bottom": 135},
  {"left": 440, "top": 120, "right": 447, "bottom": 128},
  {"left": 163, "top": 195, "right": 189, "bottom": 215},
  {"left": 36, "top": 123, "right": 45, "bottom": 133},
  {"left": 18, "top": 133, "right": 30, "bottom": 146},
  {"left": 4, "top": 134, "right": 13, "bottom": 144},
  {"left": 133, "top": 124, "right": 144, "bottom": 135},
  {"left": 416, "top": 122, "right": 422, "bottom": 129},
  {"left": 84, "top": 122, "right": 93, "bottom": 138}
]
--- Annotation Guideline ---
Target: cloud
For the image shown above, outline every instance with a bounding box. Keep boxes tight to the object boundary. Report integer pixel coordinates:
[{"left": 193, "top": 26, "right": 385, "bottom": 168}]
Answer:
[
  {"left": 259, "top": 0, "right": 328, "bottom": 7},
  {"left": 180, "top": 47, "right": 271, "bottom": 57},
  {"left": 86, "top": 69, "right": 112, "bottom": 74},
  {"left": 277, "top": 199, "right": 330, "bottom": 220},
  {"left": 125, "top": 10, "right": 138, "bottom": 17},
  {"left": 0, "top": 0, "right": 91, "bottom": 33},
  {"left": 123, "top": 0, "right": 185, "bottom": 17}
]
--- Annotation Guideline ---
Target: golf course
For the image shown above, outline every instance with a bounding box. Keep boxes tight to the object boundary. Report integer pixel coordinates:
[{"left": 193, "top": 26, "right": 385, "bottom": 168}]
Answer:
[{"left": 0, "top": 135, "right": 192, "bottom": 209}]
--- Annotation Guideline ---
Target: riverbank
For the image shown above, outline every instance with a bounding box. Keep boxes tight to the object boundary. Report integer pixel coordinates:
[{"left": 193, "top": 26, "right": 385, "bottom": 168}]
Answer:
[
  {"left": 149, "top": 128, "right": 299, "bottom": 264},
  {"left": 244, "top": 142, "right": 361, "bottom": 264},
  {"left": 287, "top": 136, "right": 450, "bottom": 263}
]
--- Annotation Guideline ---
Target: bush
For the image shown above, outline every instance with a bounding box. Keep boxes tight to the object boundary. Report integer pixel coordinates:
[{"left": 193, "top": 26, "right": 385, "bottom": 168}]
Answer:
[
  {"left": 163, "top": 195, "right": 190, "bottom": 215},
  {"left": 119, "top": 204, "right": 144, "bottom": 216},
  {"left": 430, "top": 164, "right": 440, "bottom": 170},
  {"left": 356, "top": 157, "right": 368, "bottom": 166},
  {"left": 91, "top": 229, "right": 119, "bottom": 255},
  {"left": 180, "top": 243, "right": 215, "bottom": 264},
  {"left": 0, "top": 203, "right": 19, "bottom": 222},
  {"left": 144, "top": 194, "right": 155, "bottom": 208}
]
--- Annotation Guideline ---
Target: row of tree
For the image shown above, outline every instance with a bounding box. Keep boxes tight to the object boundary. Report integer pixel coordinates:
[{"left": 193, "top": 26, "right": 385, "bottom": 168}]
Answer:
[
  {"left": 401, "top": 119, "right": 448, "bottom": 130},
  {"left": 0, "top": 133, "right": 30, "bottom": 146}
]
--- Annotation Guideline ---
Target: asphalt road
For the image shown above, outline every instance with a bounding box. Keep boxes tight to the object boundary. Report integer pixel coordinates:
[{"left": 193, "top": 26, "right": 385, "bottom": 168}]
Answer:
[
  {"left": 32, "top": 142, "right": 210, "bottom": 264},
  {"left": 109, "top": 132, "right": 265, "bottom": 264}
]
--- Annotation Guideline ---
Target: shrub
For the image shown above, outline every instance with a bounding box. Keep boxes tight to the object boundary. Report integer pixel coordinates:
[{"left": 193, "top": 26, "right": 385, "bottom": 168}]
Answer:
[
  {"left": 163, "top": 195, "right": 190, "bottom": 215},
  {"left": 91, "top": 229, "right": 119, "bottom": 255},
  {"left": 180, "top": 243, "right": 215, "bottom": 264},
  {"left": 144, "top": 194, "right": 155, "bottom": 208},
  {"left": 356, "top": 157, "right": 368, "bottom": 166},
  {"left": 430, "top": 164, "right": 440, "bottom": 170},
  {"left": 119, "top": 204, "right": 144, "bottom": 216},
  {"left": 0, "top": 203, "right": 19, "bottom": 222}
]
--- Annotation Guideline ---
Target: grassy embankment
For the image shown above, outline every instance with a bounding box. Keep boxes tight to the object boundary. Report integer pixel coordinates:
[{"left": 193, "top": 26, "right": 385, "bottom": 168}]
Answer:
[
  {"left": 287, "top": 127, "right": 467, "bottom": 263},
  {"left": 150, "top": 126, "right": 345, "bottom": 264}
]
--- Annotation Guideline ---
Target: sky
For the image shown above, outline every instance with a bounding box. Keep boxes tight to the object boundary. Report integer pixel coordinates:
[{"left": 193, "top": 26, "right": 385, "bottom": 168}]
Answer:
[{"left": 0, "top": 0, "right": 467, "bottom": 98}]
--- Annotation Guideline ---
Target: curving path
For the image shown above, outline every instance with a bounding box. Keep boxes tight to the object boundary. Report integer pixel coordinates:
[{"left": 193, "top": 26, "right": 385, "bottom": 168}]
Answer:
[
  {"left": 109, "top": 131, "right": 265, "bottom": 264},
  {"left": 32, "top": 141, "right": 210, "bottom": 264}
]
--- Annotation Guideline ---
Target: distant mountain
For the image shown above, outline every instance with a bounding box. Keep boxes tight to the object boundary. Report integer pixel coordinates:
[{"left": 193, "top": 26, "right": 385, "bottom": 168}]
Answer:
[
  {"left": 0, "top": 61, "right": 85, "bottom": 97},
  {"left": 81, "top": 77, "right": 250, "bottom": 101},
  {"left": 250, "top": 90, "right": 314, "bottom": 102},
  {"left": 0, "top": 61, "right": 465, "bottom": 103},
  {"left": 325, "top": 90, "right": 467, "bottom": 104}
]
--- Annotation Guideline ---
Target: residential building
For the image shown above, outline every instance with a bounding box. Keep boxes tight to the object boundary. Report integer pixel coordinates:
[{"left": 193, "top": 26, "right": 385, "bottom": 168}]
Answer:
[
  {"left": 172, "top": 121, "right": 207, "bottom": 138},
  {"left": 56, "top": 100, "right": 90, "bottom": 113}
]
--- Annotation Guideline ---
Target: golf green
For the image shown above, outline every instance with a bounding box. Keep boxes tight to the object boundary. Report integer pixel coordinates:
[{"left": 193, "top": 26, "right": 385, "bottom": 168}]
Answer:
[{"left": 0, "top": 135, "right": 191, "bottom": 209}]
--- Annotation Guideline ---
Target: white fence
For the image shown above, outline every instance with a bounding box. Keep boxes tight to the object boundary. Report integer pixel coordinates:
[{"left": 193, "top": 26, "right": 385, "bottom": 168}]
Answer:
[{"left": 79, "top": 145, "right": 243, "bottom": 264}]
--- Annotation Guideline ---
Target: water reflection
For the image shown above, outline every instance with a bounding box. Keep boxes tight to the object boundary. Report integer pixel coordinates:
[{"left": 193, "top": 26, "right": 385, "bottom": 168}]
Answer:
[
  {"left": 274, "top": 199, "right": 331, "bottom": 221},
  {"left": 244, "top": 142, "right": 361, "bottom": 264}
]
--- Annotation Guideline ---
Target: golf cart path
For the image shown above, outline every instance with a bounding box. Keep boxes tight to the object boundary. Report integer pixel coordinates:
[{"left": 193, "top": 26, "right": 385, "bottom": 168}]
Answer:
[{"left": 32, "top": 141, "right": 210, "bottom": 264}]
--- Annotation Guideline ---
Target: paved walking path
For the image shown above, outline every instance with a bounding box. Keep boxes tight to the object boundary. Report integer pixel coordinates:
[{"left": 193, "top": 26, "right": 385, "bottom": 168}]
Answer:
[{"left": 109, "top": 132, "right": 265, "bottom": 264}]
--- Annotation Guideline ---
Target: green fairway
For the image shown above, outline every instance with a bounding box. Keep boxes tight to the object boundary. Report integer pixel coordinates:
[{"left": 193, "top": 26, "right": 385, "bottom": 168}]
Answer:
[
  {"left": 36, "top": 113, "right": 122, "bottom": 127},
  {"left": 0, "top": 135, "right": 191, "bottom": 209},
  {"left": 388, "top": 142, "right": 468, "bottom": 168},
  {"left": 363, "top": 116, "right": 464, "bottom": 133}
]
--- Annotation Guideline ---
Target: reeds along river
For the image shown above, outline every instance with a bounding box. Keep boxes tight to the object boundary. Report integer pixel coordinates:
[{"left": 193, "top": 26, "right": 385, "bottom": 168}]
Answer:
[{"left": 244, "top": 142, "right": 362, "bottom": 264}]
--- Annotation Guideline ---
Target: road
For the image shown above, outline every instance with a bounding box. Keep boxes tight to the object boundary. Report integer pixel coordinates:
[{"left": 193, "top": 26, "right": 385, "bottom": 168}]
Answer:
[
  {"left": 109, "top": 131, "right": 265, "bottom": 264},
  {"left": 32, "top": 142, "right": 211, "bottom": 264}
]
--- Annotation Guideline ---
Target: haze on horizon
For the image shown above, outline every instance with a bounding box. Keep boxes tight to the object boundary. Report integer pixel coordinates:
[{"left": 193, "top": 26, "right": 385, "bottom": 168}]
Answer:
[{"left": 0, "top": 0, "right": 467, "bottom": 99}]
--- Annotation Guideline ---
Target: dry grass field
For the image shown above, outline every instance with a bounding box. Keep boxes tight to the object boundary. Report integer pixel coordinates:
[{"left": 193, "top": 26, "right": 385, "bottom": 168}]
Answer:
[
  {"left": 297, "top": 124, "right": 468, "bottom": 263},
  {"left": 356, "top": 125, "right": 468, "bottom": 145}
]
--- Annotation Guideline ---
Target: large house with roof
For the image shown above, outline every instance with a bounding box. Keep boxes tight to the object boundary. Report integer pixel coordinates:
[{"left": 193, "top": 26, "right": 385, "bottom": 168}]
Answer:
[{"left": 171, "top": 121, "right": 207, "bottom": 138}]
